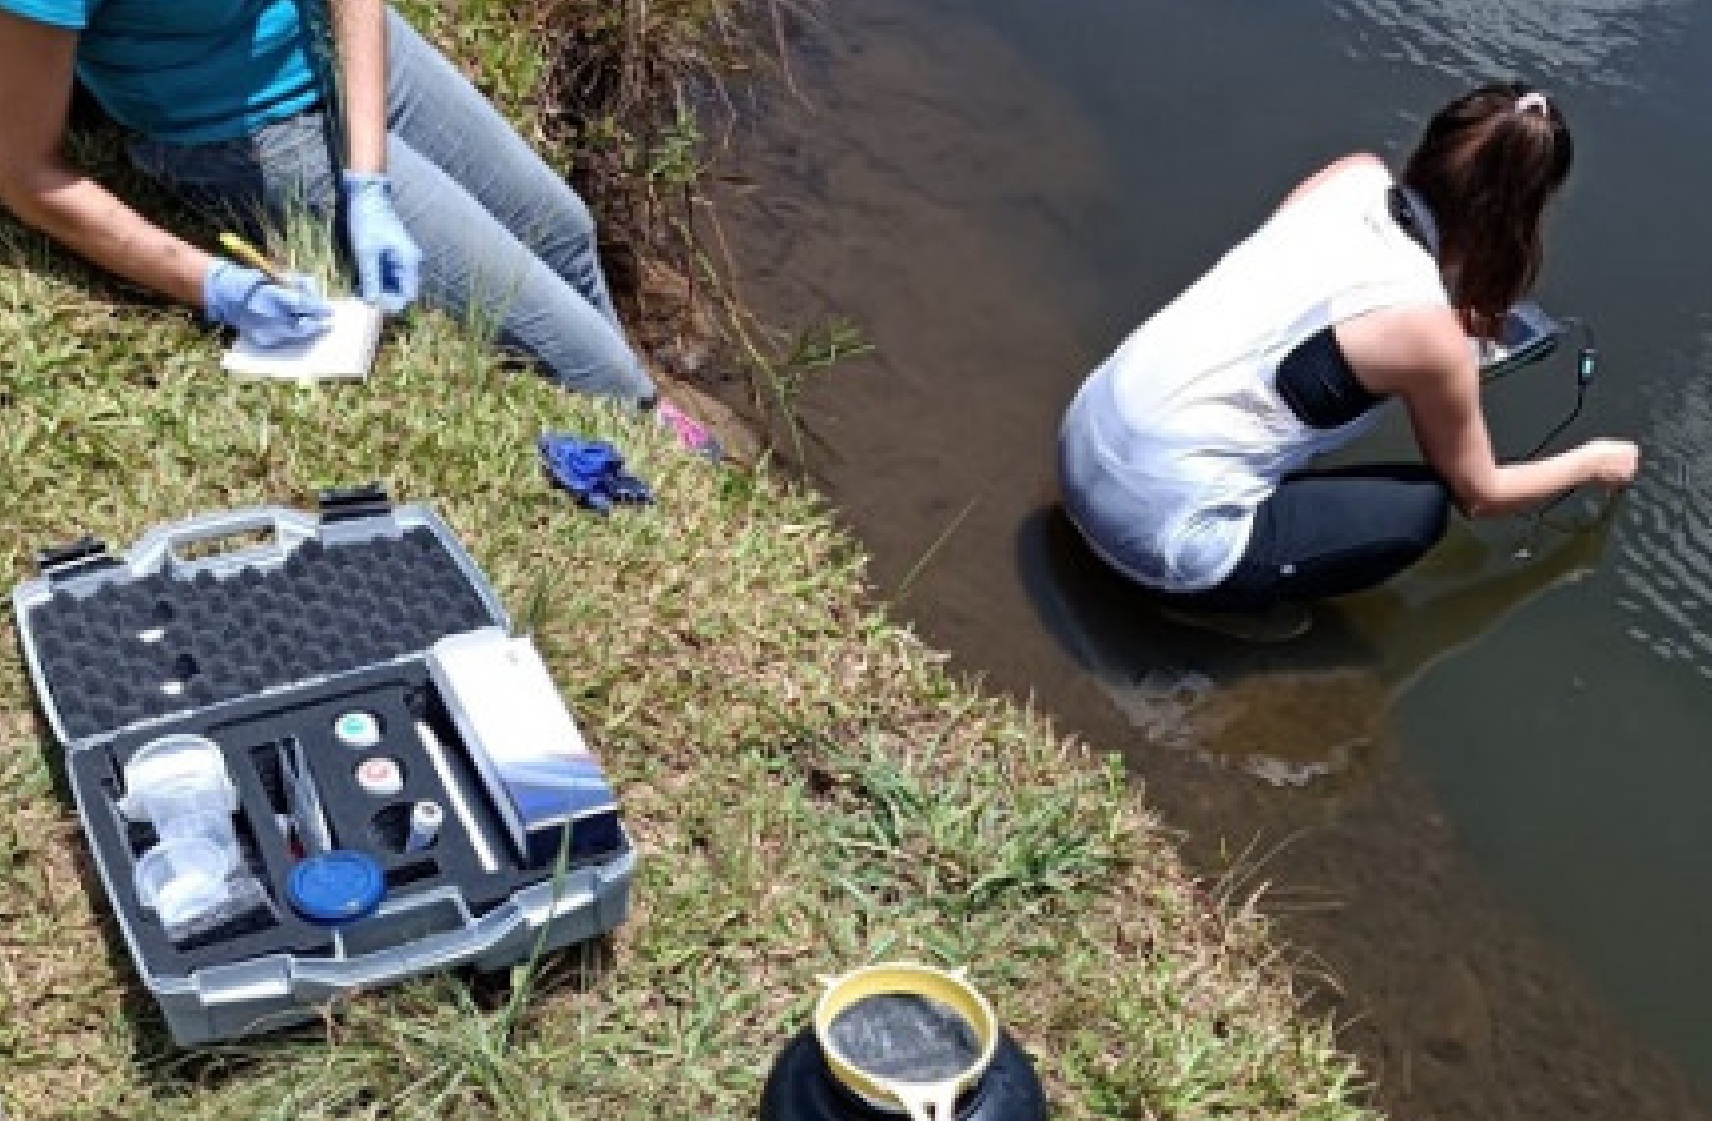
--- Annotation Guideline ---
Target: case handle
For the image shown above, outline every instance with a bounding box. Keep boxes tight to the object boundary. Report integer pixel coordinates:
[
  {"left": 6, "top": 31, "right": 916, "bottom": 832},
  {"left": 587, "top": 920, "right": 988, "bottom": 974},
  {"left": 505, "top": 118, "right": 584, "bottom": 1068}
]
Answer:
[{"left": 130, "top": 508, "right": 322, "bottom": 575}]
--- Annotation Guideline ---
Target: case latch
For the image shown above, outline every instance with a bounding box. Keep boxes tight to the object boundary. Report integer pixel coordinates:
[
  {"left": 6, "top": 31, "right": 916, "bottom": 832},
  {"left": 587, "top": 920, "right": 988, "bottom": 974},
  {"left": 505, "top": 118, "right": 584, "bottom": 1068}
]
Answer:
[
  {"left": 34, "top": 535, "right": 119, "bottom": 583},
  {"left": 316, "top": 482, "right": 393, "bottom": 524}
]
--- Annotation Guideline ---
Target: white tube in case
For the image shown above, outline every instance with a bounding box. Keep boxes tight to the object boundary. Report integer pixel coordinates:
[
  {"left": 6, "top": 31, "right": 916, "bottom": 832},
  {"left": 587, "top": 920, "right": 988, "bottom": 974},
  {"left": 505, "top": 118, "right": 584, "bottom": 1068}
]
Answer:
[{"left": 405, "top": 800, "right": 443, "bottom": 853}]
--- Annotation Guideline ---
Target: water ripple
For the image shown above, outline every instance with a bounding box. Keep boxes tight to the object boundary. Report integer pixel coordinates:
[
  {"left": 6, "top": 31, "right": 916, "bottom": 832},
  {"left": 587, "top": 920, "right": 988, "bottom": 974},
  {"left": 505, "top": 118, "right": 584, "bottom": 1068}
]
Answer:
[
  {"left": 1614, "top": 331, "right": 1712, "bottom": 674},
  {"left": 1331, "top": 0, "right": 1688, "bottom": 89}
]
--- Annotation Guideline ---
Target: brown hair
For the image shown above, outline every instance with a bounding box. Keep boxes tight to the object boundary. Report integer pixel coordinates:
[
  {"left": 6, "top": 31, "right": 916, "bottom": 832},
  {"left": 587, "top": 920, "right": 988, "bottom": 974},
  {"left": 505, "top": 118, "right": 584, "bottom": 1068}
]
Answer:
[{"left": 1402, "top": 81, "right": 1573, "bottom": 339}]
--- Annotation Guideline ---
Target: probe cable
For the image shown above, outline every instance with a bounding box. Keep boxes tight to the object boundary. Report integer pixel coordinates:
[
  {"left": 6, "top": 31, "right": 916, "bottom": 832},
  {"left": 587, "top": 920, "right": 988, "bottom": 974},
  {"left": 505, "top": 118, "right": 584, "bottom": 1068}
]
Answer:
[{"left": 1509, "top": 316, "right": 1602, "bottom": 526}]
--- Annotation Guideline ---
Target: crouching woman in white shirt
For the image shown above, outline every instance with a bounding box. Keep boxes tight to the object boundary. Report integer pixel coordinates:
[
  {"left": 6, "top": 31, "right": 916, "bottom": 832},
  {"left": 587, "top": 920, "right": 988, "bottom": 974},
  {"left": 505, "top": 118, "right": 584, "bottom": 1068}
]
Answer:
[{"left": 1058, "top": 82, "right": 1638, "bottom": 633}]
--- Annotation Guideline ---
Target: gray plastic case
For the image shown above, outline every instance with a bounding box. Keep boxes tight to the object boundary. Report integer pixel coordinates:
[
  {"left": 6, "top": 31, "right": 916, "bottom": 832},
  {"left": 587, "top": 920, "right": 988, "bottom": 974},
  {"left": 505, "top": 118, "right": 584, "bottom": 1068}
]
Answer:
[{"left": 12, "top": 490, "right": 633, "bottom": 1045}]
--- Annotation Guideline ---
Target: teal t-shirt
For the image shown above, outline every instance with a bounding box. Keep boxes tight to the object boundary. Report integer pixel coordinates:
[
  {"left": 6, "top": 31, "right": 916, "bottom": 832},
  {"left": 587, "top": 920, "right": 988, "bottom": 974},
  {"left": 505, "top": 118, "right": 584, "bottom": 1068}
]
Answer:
[{"left": 2, "top": 0, "right": 322, "bottom": 143}]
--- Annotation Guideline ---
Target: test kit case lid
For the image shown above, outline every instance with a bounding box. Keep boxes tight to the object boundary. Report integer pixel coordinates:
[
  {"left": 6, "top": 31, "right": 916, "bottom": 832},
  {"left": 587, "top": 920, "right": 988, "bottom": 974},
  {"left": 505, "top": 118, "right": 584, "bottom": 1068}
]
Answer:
[{"left": 12, "top": 485, "right": 510, "bottom": 750}]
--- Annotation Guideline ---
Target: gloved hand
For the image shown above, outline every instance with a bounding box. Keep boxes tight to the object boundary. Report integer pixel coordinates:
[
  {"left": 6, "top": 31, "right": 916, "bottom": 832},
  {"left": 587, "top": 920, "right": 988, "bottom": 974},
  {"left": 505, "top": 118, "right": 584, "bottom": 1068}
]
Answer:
[
  {"left": 341, "top": 170, "right": 422, "bottom": 313},
  {"left": 202, "top": 260, "right": 333, "bottom": 349}
]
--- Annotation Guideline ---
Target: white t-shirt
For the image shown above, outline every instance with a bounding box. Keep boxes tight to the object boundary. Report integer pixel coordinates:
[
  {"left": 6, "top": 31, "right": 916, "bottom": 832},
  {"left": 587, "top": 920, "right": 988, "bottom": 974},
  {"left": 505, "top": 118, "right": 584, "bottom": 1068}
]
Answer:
[{"left": 1058, "top": 161, "right": 1449, "bottom": 592}]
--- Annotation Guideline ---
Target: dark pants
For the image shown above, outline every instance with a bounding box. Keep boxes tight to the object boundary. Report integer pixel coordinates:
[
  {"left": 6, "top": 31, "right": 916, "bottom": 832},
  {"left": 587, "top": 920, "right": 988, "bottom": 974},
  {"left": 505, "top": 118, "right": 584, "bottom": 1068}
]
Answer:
[{"left": 1162, "top": 464, "right": 1452, "bottom": 612}]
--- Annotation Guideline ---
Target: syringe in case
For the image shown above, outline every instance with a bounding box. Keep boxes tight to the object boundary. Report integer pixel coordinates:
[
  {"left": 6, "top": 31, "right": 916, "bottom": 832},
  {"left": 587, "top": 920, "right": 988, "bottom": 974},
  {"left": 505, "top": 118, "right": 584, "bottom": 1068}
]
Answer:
[{"left": 426, "top": 627, "right": 622, "bottom": 867}]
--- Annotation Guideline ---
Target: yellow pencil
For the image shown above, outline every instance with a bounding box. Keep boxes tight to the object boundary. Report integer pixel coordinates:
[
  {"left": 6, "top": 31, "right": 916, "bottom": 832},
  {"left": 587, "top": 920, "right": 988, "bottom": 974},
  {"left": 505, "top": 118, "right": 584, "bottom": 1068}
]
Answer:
[{"left": 218, "top": 231, "right": 289, "bottom": 286}]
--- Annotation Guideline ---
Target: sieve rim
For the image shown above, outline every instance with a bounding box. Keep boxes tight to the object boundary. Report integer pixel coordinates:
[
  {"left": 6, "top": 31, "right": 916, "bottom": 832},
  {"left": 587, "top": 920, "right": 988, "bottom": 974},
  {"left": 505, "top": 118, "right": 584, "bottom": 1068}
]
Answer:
[{"left": 812, "top": 962, "right": 999, "bottom": 1110}]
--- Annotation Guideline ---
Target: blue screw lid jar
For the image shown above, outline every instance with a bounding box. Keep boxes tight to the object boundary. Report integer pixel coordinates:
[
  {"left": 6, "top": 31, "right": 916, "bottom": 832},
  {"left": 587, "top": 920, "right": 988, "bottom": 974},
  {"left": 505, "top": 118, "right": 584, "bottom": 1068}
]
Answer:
[{"left": 287, "top": 850, "right": 385, "bottom": 925}]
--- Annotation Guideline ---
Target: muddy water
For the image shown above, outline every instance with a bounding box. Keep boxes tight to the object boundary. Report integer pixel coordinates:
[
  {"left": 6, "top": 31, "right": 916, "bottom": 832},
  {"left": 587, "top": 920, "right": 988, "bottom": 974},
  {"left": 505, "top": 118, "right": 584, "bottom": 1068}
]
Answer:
[{"left": 712, "top": 1, "right": 1712, "bottom": 1116}]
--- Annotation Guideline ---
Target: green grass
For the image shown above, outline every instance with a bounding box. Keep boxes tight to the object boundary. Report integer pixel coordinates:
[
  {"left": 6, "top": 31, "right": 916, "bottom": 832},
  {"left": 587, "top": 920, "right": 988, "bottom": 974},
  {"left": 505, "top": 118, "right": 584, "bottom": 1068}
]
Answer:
[{"left": 0, "top": 2, "right": 1381, "bottom": 1118}]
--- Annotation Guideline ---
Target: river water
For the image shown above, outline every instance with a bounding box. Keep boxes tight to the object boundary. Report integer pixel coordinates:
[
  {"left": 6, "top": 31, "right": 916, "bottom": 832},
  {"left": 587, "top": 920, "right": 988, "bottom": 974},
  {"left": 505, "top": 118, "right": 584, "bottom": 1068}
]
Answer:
[{"left": 712, "top": 1, "right": 1712, "bottom": 1116}]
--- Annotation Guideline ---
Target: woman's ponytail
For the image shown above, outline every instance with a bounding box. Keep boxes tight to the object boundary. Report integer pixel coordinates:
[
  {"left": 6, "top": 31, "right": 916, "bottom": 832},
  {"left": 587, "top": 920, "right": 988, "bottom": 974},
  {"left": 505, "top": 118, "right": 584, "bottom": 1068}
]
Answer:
[{"left": 1402, "top": 82, "right": 1574, "bottom": 338}]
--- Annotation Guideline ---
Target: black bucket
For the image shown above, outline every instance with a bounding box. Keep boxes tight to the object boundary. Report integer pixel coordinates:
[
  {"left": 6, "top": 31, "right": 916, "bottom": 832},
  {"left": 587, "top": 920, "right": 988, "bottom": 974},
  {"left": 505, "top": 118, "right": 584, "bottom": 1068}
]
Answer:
[
  {"left": 760, "top": 1024, "right": 1048, "bottom": 1121},
  {"left": 760, "top": 963, "right": 1049, "bottom": 1120}
]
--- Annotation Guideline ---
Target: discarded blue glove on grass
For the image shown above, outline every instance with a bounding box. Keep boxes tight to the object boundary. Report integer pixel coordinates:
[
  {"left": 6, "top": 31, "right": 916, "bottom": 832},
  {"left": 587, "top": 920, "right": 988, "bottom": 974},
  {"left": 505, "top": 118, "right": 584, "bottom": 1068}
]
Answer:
[{"left": 538, "top": 432, "right": 655, "bottom": 514}]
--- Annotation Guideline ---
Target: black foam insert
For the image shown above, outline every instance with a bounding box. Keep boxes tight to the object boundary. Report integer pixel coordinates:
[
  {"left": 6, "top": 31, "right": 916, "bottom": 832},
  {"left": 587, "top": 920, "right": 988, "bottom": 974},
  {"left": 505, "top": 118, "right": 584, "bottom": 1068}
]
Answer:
[
  {"left": 30, "top": 527, "right": 494, "bottom": 741},
  {"left": 73, "top": 663, "right": 629, "bottom": 976}
]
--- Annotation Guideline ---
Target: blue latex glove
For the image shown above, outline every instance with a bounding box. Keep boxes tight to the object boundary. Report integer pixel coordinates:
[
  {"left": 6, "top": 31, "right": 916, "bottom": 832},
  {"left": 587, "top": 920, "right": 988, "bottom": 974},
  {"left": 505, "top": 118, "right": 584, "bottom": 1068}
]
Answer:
[
  {"left": 341, "top": 170, "right": 422, "bottom": 313},
  {"left": 538, "top": 433, "right": 655, "bottom": 514},
  {"left": 203, "top": 260, "right": 333, "bottom": 349}
]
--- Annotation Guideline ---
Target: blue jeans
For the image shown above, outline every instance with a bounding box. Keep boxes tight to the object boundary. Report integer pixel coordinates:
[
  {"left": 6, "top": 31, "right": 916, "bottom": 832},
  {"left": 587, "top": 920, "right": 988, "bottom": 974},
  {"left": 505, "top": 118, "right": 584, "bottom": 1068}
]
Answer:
[{"left": 128, "top": 7, "right": 654, "bottom": 401}]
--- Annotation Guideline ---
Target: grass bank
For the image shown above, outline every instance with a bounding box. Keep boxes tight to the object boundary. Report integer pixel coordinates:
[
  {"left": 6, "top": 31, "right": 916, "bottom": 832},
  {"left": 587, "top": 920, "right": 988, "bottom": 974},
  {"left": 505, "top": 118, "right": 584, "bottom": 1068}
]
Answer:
[{"left": 0, "top": 1, "right": 1379, "bottom": 1117}]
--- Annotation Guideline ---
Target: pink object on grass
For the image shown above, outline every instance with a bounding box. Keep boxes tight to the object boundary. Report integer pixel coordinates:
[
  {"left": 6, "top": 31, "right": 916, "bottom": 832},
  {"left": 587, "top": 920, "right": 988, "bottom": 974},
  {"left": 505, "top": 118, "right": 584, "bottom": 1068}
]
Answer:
[{"left": 656, "top": 398, "right": 723, "bottom": 461}]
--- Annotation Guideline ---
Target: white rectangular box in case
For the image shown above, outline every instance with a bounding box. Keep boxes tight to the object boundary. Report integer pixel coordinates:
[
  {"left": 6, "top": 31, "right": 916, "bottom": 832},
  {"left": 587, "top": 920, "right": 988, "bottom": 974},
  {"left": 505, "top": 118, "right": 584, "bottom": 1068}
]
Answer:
[
  {"left": 11, "top": 488, "right": 633, "bottom": 1046},
  {"left": 427, "top": 627, "right": 621, "bottom": 868}
]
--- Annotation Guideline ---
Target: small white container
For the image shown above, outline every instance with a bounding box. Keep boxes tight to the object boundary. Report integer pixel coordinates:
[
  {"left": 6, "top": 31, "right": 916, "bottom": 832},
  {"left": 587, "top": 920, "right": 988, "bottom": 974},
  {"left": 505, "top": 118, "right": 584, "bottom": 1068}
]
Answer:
[
  {"left": 333, "top": 711, "right": 382, "bottom": 749},
  {"left": 355, "top": 756, "right": 403, "bottom": 798},
  {"left": 121, "top": 734, "right": 241, "bottom": 864},
  {"left": 404, "top": 800, "right": 443, "bottom": 853},
  {"left": 134, "top": 837, "right": 237, "bottom": 929}
]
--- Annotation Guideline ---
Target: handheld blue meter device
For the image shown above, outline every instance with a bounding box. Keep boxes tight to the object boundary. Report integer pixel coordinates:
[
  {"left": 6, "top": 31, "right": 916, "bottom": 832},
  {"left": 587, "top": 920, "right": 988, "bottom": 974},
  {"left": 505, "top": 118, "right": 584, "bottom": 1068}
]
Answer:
[{"left": 1480, "top": 300, "right": 1564, "bottom": 380}]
